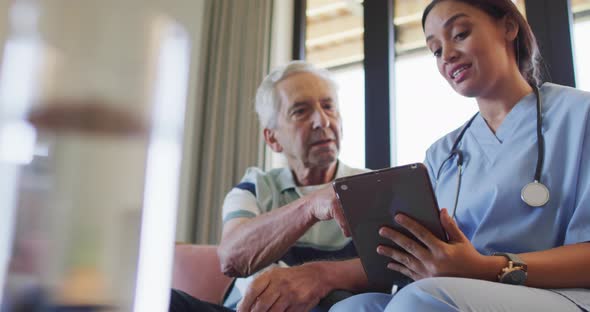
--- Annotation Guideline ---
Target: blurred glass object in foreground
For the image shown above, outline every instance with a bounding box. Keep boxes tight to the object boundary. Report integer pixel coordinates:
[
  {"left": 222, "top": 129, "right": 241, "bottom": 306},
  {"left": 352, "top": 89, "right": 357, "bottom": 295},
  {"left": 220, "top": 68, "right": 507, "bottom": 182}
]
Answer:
[{"left": 0, "top": 0, "right": 190, "bottom": 310}]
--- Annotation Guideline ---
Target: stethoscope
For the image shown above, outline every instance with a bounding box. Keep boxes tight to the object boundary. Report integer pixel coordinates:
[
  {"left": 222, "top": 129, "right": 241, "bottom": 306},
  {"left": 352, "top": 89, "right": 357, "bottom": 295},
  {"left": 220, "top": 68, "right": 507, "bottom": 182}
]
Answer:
[{"left": 435, "top": 86, "right": 550, "bottom": 219}]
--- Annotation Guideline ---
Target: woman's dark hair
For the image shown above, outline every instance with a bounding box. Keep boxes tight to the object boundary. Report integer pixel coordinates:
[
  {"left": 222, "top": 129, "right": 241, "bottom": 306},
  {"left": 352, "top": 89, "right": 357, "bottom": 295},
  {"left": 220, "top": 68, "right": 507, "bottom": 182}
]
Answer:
[{"left": 421, "top": 0, "right": 543, "bottom": 87}]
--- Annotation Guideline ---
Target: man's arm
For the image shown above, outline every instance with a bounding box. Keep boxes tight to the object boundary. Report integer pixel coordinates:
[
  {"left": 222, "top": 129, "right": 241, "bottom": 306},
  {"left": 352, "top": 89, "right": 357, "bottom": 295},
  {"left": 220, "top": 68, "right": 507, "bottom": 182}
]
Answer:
[
  {"left": 218, "top": 197, "right": 315, "bottom": 277},
  {"left": 218, "top": 186, "right": 349, "bottom": 277},
  {"left": 307, "top": 258, "right": 369, "bottom": 293}
]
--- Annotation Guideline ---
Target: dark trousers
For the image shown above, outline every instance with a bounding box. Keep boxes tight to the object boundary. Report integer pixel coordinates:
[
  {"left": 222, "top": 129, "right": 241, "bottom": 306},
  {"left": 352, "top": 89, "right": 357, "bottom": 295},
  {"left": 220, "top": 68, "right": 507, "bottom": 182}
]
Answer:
[
  {"left": 169, "top": 289, "right": 234, "bottom": 312},
  {"left": 169, "top": 288, "right": 353, "bottom": 312}
]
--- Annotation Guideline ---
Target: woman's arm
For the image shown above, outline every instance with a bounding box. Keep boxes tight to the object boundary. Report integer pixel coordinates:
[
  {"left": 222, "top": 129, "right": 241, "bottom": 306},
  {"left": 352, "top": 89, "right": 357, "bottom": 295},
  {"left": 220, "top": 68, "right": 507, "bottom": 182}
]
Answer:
[
  {"left": 519, "top": 243, "right": 590, "bottom": 288},
  {"left": 377, "top": 208, "right": 590, "bottom": 289},
  {"left": 469, "top": 243, "right": 590, "bottom": 288}
]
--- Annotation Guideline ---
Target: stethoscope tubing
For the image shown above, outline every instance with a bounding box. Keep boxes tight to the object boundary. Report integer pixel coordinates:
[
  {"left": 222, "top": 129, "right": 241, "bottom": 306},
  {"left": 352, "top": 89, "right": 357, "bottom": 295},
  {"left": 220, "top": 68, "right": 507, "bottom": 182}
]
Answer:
[
  {"left": 533, "top": 86, "right": 544, "bottom": 183},
  {"left": 435, "top": 85, "right": 547, "bottom": 217}
]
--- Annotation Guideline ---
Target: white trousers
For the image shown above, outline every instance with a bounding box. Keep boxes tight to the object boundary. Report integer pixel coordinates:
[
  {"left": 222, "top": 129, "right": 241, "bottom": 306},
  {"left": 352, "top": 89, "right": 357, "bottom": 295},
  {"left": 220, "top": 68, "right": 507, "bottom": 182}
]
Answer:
[{"left": 329, "top": 277, "right": 584, "bottom": 312}]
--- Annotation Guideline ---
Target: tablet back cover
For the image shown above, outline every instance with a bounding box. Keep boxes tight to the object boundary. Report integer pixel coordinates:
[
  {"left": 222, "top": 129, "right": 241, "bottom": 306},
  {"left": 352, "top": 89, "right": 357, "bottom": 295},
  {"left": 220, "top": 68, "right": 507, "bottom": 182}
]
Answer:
[{"left": 333, "top": 163, "right": 445, "bottom": 292}]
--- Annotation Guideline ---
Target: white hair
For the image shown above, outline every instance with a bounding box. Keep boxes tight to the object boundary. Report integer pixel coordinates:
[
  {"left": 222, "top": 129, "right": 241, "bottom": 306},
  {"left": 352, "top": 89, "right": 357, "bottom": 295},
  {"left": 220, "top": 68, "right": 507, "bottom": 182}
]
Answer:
[{"left": 255, "top": 60, "right": 339, "bottom": 129}]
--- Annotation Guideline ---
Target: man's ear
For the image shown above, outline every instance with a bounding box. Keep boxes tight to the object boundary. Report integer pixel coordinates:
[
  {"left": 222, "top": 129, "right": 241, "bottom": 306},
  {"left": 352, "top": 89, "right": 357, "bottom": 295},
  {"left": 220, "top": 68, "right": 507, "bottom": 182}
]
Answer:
[{"left": 263, "top": 128, "right": 283, "bottom": 153}]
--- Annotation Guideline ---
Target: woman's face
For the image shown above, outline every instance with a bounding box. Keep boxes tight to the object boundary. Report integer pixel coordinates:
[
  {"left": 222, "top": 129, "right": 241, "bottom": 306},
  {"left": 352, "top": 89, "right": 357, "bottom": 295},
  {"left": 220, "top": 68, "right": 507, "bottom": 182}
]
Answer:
[{"left": 424, "top": 1, "right": 514, "bottom": 98}]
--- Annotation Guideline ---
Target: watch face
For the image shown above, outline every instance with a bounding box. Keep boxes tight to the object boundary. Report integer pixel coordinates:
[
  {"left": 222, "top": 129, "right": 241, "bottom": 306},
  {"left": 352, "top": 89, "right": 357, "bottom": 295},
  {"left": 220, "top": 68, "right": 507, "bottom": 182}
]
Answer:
[{"left": 504, "top": 270, "right": 527, "bottom": 285}]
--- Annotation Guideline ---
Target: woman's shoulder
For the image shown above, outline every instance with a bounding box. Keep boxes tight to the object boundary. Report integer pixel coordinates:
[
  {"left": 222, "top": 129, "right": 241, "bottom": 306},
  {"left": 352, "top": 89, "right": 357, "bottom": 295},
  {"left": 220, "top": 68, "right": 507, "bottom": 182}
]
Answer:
[
  {"left": 542, "top": 83, "right": 590, "bottom": 109},
  {"left": 542, "top": 82, "right": 590, "bottom": 95},
  {"left": 425, "top": 121, "right": 471, "bottom": 163},
  {"left": 540, "top": 83, "right": 590, "bottom": 130}
]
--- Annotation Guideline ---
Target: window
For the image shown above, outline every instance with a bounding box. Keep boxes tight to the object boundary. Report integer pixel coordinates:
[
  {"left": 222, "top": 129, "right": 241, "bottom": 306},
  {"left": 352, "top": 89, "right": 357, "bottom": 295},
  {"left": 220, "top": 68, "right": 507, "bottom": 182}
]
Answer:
[
  {"left": 306, "top": 0, "right": 363, "bottom": 67},
  {"left": 393, "top": 51, "right": 477, "bottom": 165},
  {"left": 297, "top": 0, "right": 589, "bottom": 169},
  {"left": 306, "top": 0, "right": 365, "bottom": 169},
  {"left": 573, "top": 0, "right": 590, "bottom": 91},
  {"left": 391, "top": 0, "right": 526, "bottom": 165},
  {"left": 331, "top": 64, "right": 365, "bottom": 168}
]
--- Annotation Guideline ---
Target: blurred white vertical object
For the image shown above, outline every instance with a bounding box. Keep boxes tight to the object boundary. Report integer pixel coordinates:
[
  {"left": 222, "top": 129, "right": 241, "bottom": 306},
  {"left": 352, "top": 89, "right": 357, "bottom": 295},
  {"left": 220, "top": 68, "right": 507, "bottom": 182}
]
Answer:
[
  {"left": 0, "top": 0, "right": 191, "bottom": 310},
  {"left": 134, "top": 16, "right": 190, "bottom": 312},
  {"left": 0, "top": 0, "right": 43, "bottom": 305}
]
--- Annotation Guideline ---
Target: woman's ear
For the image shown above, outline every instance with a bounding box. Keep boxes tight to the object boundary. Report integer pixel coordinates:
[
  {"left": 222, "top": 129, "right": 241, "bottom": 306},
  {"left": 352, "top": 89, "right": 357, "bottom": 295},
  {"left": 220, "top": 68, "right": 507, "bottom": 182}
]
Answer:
[
  {"left": 503, "top": 15, "right": 519, "bottom": 42},
  {"left": 263, "top": 128, "right": 283, "bottom": 153}
]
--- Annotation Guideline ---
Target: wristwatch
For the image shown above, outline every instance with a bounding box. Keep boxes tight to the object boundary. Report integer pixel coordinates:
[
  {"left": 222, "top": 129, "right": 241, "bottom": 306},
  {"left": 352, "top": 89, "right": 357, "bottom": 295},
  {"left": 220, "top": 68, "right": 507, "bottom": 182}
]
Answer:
[{"left": 492, "top": 252, "right": 528, "bottom": 285}]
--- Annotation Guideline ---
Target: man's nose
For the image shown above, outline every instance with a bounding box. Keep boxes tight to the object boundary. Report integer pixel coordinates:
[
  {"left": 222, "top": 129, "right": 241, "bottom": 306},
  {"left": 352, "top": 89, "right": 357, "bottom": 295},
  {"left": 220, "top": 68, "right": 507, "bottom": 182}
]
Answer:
[{"left": 311, "top": 108, "right": 330, "bottom": 129}]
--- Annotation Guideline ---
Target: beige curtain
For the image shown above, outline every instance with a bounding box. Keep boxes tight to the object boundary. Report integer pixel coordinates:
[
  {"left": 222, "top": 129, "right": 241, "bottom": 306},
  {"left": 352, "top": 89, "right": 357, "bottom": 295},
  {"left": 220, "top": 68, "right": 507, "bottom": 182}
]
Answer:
[{"left": 189, "top": 0, "right": 273, "bottom": 244}]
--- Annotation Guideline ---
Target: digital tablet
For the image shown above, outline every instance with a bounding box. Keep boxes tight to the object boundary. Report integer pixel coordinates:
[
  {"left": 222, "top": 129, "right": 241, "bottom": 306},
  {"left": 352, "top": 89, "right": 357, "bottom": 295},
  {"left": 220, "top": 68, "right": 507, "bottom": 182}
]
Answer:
[{"left": 333, "top": 163, "right": 447, "bottom": 292}]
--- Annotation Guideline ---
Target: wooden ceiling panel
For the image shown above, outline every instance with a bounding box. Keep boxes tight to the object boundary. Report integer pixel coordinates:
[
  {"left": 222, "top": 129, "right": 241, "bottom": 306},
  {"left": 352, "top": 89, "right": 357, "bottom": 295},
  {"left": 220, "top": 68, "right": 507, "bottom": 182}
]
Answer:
[
  {"left": 306, "top": 0, "right": 589, "bottom": 68},
  {"left": 307, "top": 14, "right": 362, "bottom": 47},
  {"left": 573, "top": 0, "right": 590, "bottom": 12},
  {"left": 307, "top": 38, "right": 364, "bottom": 68}
]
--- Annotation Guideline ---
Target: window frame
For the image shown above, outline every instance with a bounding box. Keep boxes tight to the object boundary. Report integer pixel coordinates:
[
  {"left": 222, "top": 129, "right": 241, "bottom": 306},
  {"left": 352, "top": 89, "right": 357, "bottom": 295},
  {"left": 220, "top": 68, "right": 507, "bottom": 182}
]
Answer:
[{"left": 295, "top": 0, "right": 578, "bottom": 169}]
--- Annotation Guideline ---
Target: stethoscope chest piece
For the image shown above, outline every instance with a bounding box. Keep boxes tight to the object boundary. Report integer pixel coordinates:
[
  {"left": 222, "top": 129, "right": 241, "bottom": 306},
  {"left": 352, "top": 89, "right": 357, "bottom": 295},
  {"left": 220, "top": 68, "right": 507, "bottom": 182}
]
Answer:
[
  {"left": 521, "top": 181, "right": 550, "bottom": 207},
  {"left": 439, "top": 85, "right": 550, "bottom": 213}
]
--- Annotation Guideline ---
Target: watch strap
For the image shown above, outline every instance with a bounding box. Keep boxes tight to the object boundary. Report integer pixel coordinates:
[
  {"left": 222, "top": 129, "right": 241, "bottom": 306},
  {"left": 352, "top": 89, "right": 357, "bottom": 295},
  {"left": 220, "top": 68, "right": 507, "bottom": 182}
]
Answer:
[
  {"left": 492, "top": 252, "right": 528, "bottom": 285},
  {"left": 492, "top": 252, "right": 526, "bottom": 267}
]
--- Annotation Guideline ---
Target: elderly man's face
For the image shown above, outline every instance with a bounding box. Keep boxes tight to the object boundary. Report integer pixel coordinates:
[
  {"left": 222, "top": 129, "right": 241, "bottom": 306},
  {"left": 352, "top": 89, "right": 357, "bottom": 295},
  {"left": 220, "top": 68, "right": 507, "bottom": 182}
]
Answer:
[{"left": 269, "top": 72, "right": 342, "bottom": 169}]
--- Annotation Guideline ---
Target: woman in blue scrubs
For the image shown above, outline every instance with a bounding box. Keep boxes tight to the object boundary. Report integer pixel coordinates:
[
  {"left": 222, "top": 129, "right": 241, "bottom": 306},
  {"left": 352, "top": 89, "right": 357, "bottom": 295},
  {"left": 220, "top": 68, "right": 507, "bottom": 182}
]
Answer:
[{"left": 330, "top": 0, "right": 590, "bottom": 311}]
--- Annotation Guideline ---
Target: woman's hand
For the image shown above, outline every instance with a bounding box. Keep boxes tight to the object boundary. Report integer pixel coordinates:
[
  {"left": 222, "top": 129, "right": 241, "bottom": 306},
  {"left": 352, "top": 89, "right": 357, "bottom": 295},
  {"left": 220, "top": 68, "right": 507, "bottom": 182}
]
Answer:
[{"left": 377, "top": 208, "right": 489, "bottom": 281}]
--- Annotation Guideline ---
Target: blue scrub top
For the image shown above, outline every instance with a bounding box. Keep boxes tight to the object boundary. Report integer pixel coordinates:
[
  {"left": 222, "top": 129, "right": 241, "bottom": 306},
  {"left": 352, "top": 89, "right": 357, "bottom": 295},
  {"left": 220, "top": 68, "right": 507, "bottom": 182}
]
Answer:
[{"left": 424, "top": 83, "right": 590, "bottom": 308}]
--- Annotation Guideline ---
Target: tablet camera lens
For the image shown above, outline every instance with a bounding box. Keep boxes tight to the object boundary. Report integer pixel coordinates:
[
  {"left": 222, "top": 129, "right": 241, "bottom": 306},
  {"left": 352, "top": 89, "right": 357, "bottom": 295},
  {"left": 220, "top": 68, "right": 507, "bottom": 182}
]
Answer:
[{"left": 340, "top": 185, "right": 348, "bottom": 191}]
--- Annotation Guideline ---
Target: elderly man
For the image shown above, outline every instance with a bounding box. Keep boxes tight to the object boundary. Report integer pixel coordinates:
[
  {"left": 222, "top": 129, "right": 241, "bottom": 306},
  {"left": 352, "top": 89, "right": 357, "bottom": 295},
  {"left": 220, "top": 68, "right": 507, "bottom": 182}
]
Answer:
[{"left": 170, "top": 61, "right": 368, "bottom": 312}]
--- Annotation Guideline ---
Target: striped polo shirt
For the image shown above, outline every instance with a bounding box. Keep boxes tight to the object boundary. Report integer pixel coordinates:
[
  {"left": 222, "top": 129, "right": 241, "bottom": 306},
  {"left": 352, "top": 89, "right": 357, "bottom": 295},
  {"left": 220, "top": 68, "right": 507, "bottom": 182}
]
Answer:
[{"left": 222, "top": 161, "right": 367, "bottom": 306}]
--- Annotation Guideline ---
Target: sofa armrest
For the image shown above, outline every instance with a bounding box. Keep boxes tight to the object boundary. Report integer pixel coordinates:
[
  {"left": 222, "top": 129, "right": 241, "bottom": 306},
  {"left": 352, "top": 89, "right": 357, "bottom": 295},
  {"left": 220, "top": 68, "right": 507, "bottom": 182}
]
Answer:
[{"left": 171, "top": 244, "right": 234, "bottom": 304}]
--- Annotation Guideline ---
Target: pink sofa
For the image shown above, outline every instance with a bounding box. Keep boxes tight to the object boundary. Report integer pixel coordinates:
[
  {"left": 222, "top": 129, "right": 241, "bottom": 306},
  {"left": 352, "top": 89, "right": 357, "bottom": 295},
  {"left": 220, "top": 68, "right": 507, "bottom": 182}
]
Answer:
[{"left": 171, "top": 244, "right": 234, "bottom": 305}]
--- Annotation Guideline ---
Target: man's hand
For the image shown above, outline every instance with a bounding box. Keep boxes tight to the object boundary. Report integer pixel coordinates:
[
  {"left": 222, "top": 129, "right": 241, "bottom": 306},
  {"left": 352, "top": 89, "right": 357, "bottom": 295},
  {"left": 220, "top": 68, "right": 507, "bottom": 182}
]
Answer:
[
  {"left": 237, "top": 264, "right": 331, "bottom": 312},
  {"left": 307, "top": 187, "right": 351, "bottom": 236}
]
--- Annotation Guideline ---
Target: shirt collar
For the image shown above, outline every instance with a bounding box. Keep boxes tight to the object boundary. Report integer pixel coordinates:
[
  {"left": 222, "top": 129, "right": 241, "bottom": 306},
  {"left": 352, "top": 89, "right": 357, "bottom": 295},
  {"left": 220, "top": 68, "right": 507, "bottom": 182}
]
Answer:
[{"left": 277, "top": 160, "right": 352, "bottom": 193}]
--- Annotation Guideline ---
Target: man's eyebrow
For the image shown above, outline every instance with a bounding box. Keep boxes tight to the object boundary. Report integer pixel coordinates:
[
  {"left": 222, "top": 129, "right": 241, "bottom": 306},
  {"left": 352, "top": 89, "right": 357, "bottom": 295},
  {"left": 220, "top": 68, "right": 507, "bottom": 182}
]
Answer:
[
  {"left": 425, "top": 13, "right": 470, "bottom": 42},
  {"left": 288, "top": 101, "right": 308, "bottom": 111}
]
